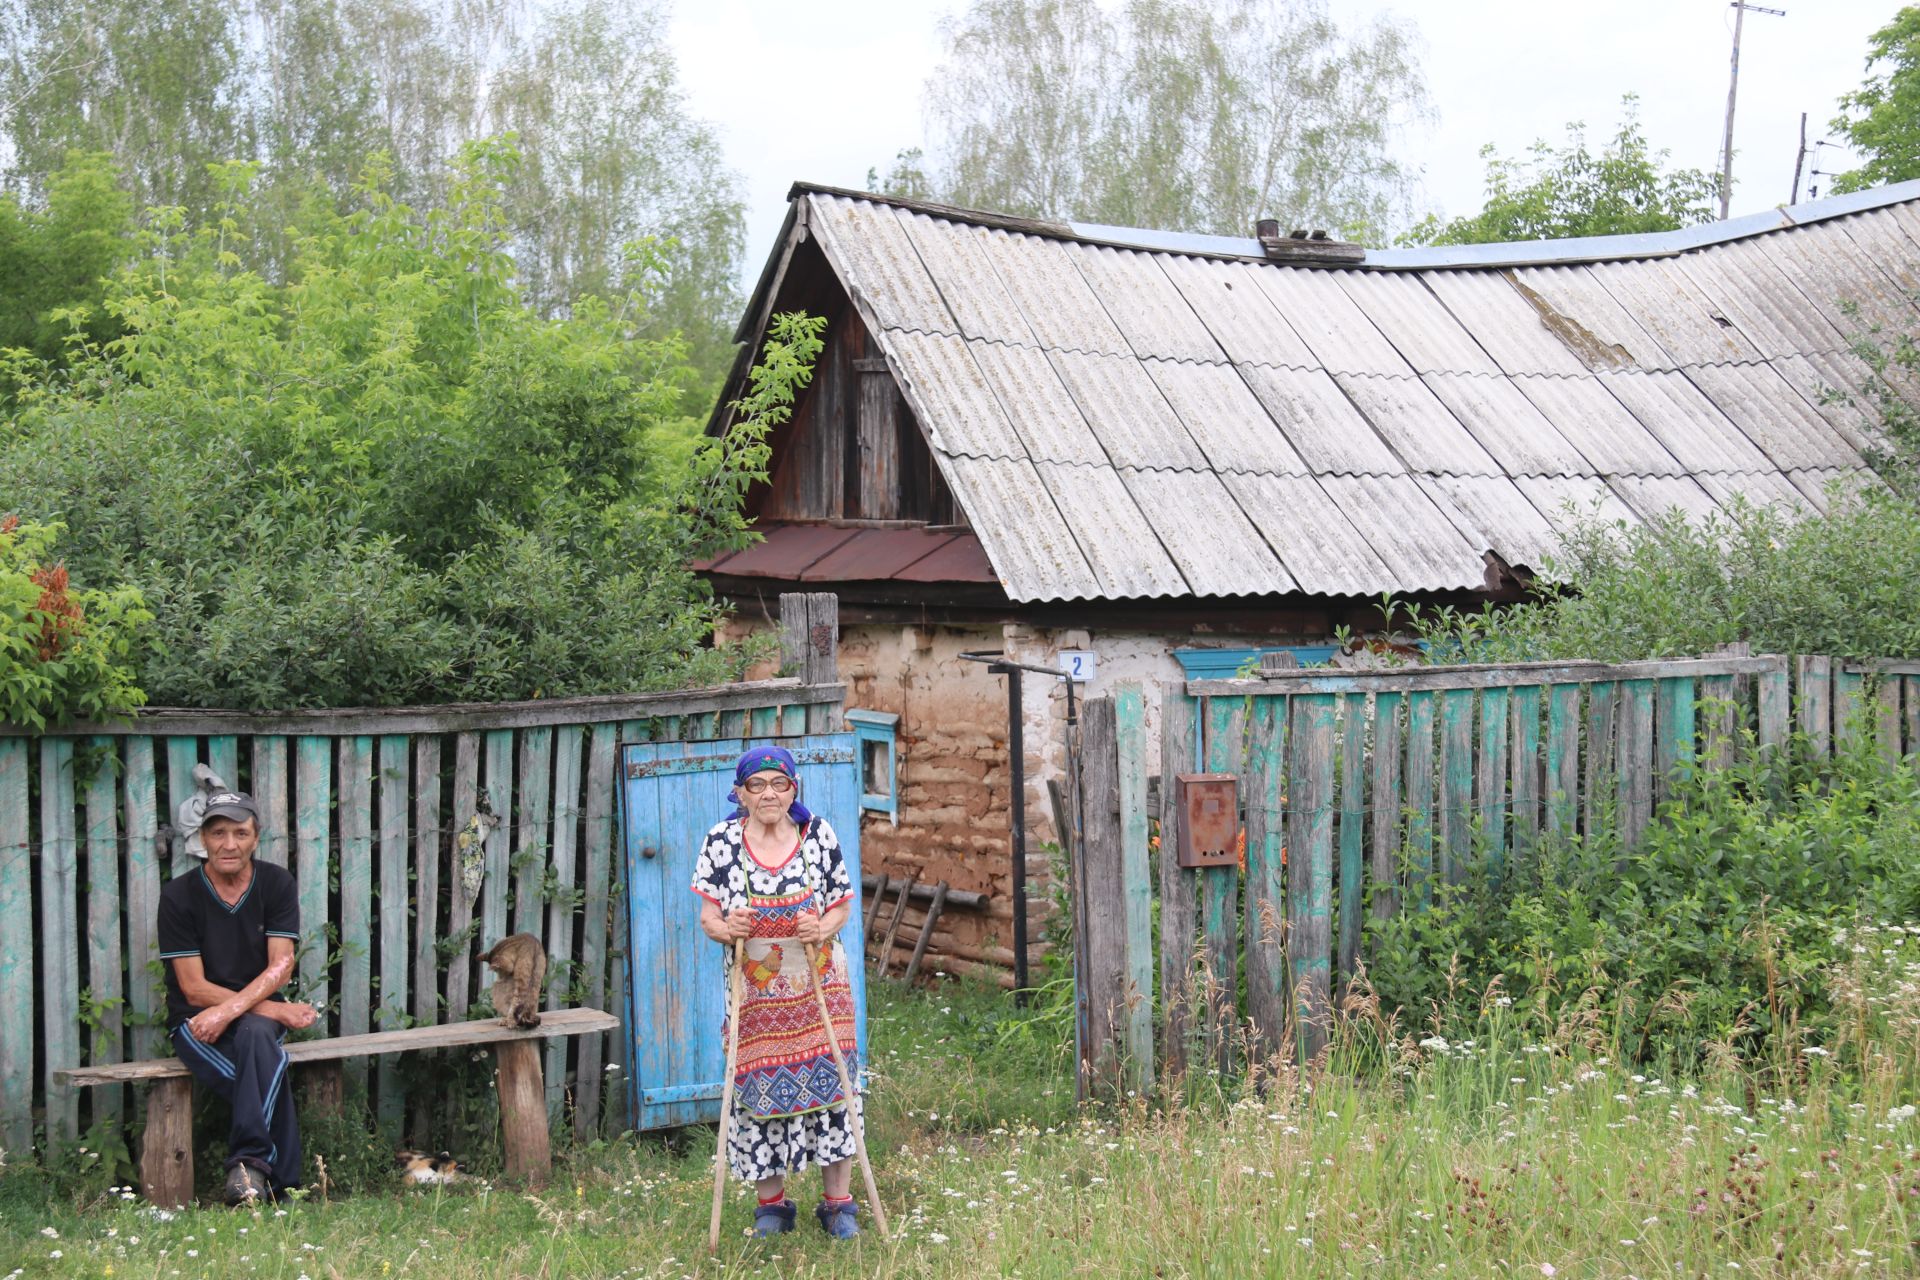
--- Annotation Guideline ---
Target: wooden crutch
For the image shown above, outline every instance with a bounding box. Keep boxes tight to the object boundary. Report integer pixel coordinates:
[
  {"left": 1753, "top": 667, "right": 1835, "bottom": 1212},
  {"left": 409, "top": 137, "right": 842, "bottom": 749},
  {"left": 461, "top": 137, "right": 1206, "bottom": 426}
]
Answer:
[
  {"left": 708, "top": 937, "right": 746, "bottom": 1254},
  {"left": 803, "top": 938, "right": 890, "bottom": 1239}
]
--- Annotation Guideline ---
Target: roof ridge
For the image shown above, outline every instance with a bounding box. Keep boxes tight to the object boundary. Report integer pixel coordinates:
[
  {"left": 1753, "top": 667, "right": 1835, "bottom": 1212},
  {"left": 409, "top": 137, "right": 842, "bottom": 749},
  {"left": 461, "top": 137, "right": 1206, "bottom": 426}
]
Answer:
[{"left": 793, "top": 179, "right": 1920, "bottom": 271}]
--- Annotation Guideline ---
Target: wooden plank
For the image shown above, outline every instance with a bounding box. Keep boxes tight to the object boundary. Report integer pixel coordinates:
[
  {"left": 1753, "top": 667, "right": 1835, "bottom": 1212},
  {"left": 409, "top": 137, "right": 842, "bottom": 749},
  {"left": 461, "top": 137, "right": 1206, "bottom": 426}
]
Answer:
[
  {"left": 1758, "top": 665, "right": 1791, "bottom": 755},
  {"left": 1241, "top": 694, "right": 1287, "bottom": 1066},
  {"left": 1654, "top": 677, "right": 1696, "bottom": 806},
  {"left": 1876, "top": 676, "right": 1904, "bottom": 770},
  {"left": 295, "top": 738, "right": 332, "bottom": 1013},
  {"left": 140, "top": 1076, "right": 193, "bottom": 1207},
  {"left": 1200, "top": 696, "right": 1245, "bottom": 1074},
  {"left": 408, "top": 734, "right": 442, "bottom": 1144},
  {"left": 165, "top": 736, "right": 199, "bottom": 877},
  {"left": 1157, "top": 688, "right": 1199, "bottom": 1079},
  {"left": 40, "top": 738, "right": 80, "bottom": 1140},
  {"left": 63, "top": 1008, "right": 623, "bottom": 1084},
  {"left": 513, "top": 728, "right": 554, "bottom": 938},
  {"left": 607, "top": 719, "right": 643, "bottom": 1129},
  {"left": 29, "top": 678, "right": 837, "bottom": 738},
  {"left": 1797, "top": 655, "right": 1833, "bottom": 759},
  {"left": 1544, "top": 684, "right": 1581, "bottom": 838},
  {"left": 863, "top": 873, "right": 892, "bottom": 942},
  {"left": 716, "top": 708, "right": 747, "bottom": 741},
  {"left": 748, "top": 706, "right": 776, "bottom": 738},
  {"left": 1477, "top": 686, "right": 1509, "bottom": 879},
  {"left": 1836, "top": 667, "right": 1866, "bottom": 753},
  {"left": 1908, "top": 677, "right": 1920, "bottom": 768},
  {"left": 1700, "top": 674, "right": 1738, "bottom": 772},
  {"left": 1288, "top": 695, "right": 1335, "bottom": 1062},
  {"left": 1403, "top": 691, "right": 1435, "bottom": 906},
  {"left": 122, "top": 737, "right": 161, "bottom": 1055},
  {"left": 481, "top": 731, "right": 513, "bottom": 958},
  {"left": 1618, "top": 680, "right": 1655, "bottom": 850},
  {"left": 1337, "top": 695, "right": 1366, "bottom": 986},
  {"left": 1113, "top": 682, "right": 1153, "bottom": 1091},
  {"left": 1508, "top": 686, "right": 1541, "bottom": 859},
  {"left": 1436, "top": 688, "right": 1474, "bottom": 886},
  {"left": 375, "top": 735, "right": 410, "bottom": 1129},
  {"left": 207, "top": 735, "right": 238, "bottom": 791},
  {"left": 1368, "top": 693, "right": 1402, "bottom": 922},
  {"left": 545, "top": 725, "right": 584, "bottom": 1117},
  {"left": 338, "top": 736, "right": 375, "bottom": 1088},
  {"left": 1583, "top": 682, "right": 1618, "bottom": 841},
  {"left": 84, "top": 738, "right": 125, "bottom": 1125},
  {"left": 253, "top": 736, "right": 290, "bottom": 867},
  {"left": 1188, "top": 654, "right": 1785, "bottom": 698},
  {"left": 446, "top": 732, "right": 481, "bottom": 1021},
  {"left": 1078, "top": 697, "right": 1125, "bottom": 1097},
  {"left": 575, "top": 724, "right": 618, "bottom": 1139},
  {"left": 879, "top": 875, "right": 917, "bottom": 973},
  {"left": 903, "top": 882, "right": 950, "bottom": 985},
  {"left": 0, "top": 739, "right": 29, "bottom": 1154}
]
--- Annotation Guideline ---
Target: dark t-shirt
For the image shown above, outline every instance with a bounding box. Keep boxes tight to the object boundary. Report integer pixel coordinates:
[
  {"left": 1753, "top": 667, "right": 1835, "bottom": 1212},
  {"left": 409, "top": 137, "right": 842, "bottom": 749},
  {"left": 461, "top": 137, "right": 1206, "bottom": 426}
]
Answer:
[{"left": 158, "top": 860, "right": 300, "bottom": 1029}]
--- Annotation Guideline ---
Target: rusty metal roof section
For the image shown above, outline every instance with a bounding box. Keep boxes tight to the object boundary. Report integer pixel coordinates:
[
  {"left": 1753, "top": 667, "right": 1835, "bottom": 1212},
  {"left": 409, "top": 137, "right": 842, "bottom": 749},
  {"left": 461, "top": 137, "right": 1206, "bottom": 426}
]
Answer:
[{"left": 761, "top": 181, "right": 1913, "bottom": 602}]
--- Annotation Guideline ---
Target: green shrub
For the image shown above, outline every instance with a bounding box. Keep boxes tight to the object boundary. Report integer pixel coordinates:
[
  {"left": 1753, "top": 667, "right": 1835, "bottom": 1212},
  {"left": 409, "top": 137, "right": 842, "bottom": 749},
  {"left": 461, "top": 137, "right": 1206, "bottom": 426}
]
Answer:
[
  {"left": 0, "top": 515, "right": 148, "bottom": 729},
  {"left": 1397, "top": 489, "right": 1920, "bottom": 664},
  {"left": 1364, "top": 729, "right": 1920, "bottom": 1068},
  {"left": 0, "top": 143, "right": 817, "bottom": 709}
]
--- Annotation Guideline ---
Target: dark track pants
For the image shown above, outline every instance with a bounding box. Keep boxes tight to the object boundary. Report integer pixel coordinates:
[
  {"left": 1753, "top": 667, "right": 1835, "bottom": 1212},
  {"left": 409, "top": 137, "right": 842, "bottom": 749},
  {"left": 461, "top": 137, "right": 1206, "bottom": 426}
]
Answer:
[{"left": 171, "top": 1012, "right": 302, "bottom": 1192}]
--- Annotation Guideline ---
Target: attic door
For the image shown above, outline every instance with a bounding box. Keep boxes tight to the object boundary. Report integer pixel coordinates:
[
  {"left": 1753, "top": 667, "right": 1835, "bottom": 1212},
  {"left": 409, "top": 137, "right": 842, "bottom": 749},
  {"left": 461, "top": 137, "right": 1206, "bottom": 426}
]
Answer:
[{"left": 763, "top": 311, "right": 957, "bottom": 524}]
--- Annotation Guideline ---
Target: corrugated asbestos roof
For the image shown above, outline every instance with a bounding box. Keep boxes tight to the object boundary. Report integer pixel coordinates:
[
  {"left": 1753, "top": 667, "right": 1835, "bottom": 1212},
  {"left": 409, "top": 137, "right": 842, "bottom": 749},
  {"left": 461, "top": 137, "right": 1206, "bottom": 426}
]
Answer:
[{"left": 785, "top": 183, "right": 1910, "bottom": 603}]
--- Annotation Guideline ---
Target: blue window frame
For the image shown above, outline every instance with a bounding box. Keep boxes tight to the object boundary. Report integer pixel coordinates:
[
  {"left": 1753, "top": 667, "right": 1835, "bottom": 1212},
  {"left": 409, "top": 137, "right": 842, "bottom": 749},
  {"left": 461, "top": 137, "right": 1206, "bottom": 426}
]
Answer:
[{"left": 845, "top": 709, "right": 900, "bottom": 823}]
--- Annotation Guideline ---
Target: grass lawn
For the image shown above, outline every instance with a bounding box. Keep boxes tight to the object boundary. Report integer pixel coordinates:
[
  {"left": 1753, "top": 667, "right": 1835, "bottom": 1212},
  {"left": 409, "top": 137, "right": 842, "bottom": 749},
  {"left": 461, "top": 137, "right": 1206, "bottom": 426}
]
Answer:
[{"left": 2, "top": 976, "right": 1916, "bottom": 1278}]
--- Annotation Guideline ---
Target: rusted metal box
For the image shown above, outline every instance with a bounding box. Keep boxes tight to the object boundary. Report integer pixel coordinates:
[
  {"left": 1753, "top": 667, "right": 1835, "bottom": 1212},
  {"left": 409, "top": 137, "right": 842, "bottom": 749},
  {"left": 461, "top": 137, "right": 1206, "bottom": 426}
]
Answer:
[{"left": 1174, "top": 773, "right": 1239, "bottom": 868}]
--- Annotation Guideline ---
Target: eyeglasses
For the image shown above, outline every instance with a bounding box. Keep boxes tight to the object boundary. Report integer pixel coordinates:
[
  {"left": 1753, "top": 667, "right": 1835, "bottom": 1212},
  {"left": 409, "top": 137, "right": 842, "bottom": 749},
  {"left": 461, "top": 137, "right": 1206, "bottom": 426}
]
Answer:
[{"left": 739, "top": 775, "right": 795, "bottom": 795}]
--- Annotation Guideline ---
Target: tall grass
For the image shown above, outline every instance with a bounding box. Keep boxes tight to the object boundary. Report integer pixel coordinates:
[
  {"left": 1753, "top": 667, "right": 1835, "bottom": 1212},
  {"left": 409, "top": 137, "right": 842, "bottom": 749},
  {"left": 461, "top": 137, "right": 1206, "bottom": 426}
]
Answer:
[{"left": 3, "top": 943, "right": 1917, "bottom": 1278}]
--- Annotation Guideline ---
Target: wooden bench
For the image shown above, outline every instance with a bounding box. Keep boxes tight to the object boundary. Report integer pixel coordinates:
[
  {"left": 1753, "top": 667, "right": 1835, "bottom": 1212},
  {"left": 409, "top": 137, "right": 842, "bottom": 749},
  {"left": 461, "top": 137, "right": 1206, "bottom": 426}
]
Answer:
[{"left": 57, "top": 1007, "right": 620, "bottom": 1207}]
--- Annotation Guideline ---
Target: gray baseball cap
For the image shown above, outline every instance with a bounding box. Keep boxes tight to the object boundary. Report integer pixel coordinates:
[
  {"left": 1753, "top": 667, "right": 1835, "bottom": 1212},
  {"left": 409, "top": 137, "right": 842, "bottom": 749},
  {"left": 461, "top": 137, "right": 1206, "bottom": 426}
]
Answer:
[{"left": 202, "top": 791, "right": 259, "bottom": 824}]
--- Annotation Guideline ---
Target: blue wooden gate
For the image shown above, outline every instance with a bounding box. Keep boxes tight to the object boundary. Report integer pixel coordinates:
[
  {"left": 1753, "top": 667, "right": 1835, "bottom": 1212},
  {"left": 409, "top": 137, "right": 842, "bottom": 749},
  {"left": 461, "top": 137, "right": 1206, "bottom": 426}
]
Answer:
[{"left": 619, "top": 733, "right": 867, "bottom": 1131}]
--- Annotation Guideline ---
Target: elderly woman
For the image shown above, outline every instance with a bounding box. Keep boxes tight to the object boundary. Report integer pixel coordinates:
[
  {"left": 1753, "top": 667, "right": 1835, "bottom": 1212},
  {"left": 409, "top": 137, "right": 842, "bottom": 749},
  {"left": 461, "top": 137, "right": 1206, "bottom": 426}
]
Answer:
[{"left": 692, "top": 746, "right": 862, "bottom": 1239}]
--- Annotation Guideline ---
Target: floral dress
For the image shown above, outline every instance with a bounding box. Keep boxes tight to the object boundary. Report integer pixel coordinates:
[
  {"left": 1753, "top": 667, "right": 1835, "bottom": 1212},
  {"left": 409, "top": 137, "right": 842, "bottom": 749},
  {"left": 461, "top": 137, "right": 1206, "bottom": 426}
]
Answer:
[{"left": 691, "top": 815, "right": 860, "bottom": 1182}]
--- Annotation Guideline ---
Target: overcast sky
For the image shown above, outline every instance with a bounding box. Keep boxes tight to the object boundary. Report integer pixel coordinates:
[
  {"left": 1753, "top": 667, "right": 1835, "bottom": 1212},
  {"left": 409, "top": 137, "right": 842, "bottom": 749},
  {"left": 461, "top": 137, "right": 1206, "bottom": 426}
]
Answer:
[{"left": 670, "top": 0, "right": 1901, "bottom": 272}]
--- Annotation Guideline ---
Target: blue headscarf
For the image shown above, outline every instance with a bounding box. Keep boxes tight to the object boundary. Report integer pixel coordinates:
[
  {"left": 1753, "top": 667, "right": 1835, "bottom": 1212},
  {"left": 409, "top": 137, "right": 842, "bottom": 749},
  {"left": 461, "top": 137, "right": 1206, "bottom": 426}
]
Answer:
[{"left": 729, "top": 745, "right": 813, "bottom": 826}]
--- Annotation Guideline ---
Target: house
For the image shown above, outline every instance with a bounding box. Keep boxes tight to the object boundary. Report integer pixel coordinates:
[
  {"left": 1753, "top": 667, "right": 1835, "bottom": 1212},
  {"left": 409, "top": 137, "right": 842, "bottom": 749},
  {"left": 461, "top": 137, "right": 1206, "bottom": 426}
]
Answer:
[{"left": 699, "top": 179, "right": 1914, "bottom": 979}]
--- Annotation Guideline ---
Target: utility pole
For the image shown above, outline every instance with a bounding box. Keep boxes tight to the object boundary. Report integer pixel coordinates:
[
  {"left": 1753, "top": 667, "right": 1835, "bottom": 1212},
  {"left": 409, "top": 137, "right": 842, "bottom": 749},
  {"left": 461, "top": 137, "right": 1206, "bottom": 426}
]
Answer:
[
  {"left": 1791, "top": 111, "right": 1807, "bottom": 205},
  {"left": 1720, "top": 1, "right": 1787, "bottom": 220}
]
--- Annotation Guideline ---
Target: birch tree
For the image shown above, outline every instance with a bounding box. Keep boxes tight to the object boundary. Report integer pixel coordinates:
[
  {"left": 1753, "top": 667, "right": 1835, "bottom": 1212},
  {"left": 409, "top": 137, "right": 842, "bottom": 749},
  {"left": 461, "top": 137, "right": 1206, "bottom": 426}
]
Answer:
[{"left": 919, "top": 0, "right": 1430, "bottom": 242}]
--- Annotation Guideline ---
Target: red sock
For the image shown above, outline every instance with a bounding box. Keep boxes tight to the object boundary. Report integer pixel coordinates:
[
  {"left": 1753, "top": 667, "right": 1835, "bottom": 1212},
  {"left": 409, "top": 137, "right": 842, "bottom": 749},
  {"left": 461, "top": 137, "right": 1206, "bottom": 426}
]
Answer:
[{"left": 759, "top": 1191, "right": 787, "bottom": 1206}]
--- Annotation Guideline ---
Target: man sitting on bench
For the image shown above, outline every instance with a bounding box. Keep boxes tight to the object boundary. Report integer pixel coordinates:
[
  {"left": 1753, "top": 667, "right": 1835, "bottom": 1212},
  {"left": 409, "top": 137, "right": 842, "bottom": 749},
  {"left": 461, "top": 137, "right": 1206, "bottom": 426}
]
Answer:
[{"left": 158, "top": 791, "right": 318, "bottom": 1204}]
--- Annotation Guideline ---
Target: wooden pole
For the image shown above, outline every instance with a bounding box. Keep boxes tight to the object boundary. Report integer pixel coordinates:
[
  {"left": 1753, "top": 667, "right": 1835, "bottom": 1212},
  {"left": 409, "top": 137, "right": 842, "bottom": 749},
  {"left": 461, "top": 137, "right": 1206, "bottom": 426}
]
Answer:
[
  {"left": 803, "top": 941, "right": 889, "bottom": 1239},
  {"left": 709, "top": 939, "right": 746, "bottom": 1255}
]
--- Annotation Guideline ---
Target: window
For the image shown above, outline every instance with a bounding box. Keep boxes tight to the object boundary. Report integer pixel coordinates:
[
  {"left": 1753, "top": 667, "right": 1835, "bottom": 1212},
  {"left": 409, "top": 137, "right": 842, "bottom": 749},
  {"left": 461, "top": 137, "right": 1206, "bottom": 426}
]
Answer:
[{"left": 845, "top": 709, "right": 900, "bottom": 823}]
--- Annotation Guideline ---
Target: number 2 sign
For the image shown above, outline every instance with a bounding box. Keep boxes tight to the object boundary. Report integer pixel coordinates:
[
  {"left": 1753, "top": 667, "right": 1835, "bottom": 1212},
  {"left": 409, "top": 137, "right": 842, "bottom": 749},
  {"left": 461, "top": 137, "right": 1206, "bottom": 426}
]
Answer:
[{"left": 1058, "top": 650, "right": 1097, "bottom": 683}]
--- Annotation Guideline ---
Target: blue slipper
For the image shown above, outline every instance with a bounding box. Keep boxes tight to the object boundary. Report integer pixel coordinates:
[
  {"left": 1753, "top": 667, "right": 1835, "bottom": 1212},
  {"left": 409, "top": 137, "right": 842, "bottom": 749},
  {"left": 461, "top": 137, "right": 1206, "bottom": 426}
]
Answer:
[
  {"left": 815, "top": 1197, "right": 860, "bottom": 1239},
  {"left": 753, "top": 1198, "right": 797, "bottom": 1237}
]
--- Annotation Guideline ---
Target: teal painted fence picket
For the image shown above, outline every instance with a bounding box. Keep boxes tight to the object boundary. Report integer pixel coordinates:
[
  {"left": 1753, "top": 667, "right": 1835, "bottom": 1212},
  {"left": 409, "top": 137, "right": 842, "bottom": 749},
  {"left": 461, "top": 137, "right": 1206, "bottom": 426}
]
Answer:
[
  {"left": 0, "top": 677, "right": 845, "bottom": 1158},
  {"left": 1078, "top": 655, "right": 1920, "bottom": 1097}
]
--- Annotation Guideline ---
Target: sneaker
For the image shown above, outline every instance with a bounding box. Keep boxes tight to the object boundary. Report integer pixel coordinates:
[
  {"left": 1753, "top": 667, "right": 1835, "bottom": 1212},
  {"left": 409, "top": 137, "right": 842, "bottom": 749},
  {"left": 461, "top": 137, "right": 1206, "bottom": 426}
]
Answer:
[
  {"left": 815, "top": 1197, "right": 860, "bottom": 1239},
  {"left": 752, "top": 1198, "right": 797, "bottom": 1237},
  {"left": 223, "top": 1162, "right": 270, "bottom": 1206}
]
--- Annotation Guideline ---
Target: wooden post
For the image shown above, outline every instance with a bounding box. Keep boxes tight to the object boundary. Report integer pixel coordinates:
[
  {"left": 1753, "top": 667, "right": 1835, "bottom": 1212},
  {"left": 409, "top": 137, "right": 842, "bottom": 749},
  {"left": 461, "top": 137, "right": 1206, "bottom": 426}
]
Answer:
[
  {"left": 863, "top": 873, "right": 892, "bottom": 942},
  {"left": 1241, "top": 694, "right": 1287, "bottom": 1068},
  {"left": 878, "top": 875, "right": 917, "bottom": 975},
  {"left": 1157, "top": 689, "right": 1199, "bottom": 1080},
  {"left": 40, "top": 738, "right": 80, "bottom": 1141},
  {"left": 1200, "top": 697, "right": 1244, "bottom": 1075},
  {"left": 1114, "top": 682, "right": 1153, "bottom": 1091},
  {"left": 1078, "top": 696, "right": 1125, "bottom": 1097},
  {"left": 1337, "top": 696, "right": 1367, "bottom": 987},
  {"left": 140, "top": 1077, "right": 194, "bottom": 1209},
  {"left": 1369, "top": 693, "right": 1403, "bottom": 923},
  {"left": 1287, "top": 694, "right": 1336, "bottom": 1064},
  {"left": 495, "top": 1039, "right": 551, "bottom": 1187},
  {"left": 0, "top": 738, "right": 33, "bottom": 1155},
  {"left": 85, "top": 740, "right": 126, "bottom": 1126},
  {"left": 303, "top": 1061, "right": 345, "bottom": 1118}
]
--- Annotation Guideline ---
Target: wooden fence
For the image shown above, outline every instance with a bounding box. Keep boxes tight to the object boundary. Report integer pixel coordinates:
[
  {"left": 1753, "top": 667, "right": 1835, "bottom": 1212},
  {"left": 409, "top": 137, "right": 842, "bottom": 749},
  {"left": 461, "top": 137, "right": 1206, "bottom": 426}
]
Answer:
[
  {"left": 1075, "top": 654, "right": 1920, "bottom": 1097},
  {"left": 0, "top": 672, "right": 845, "bottom": 1158}
]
